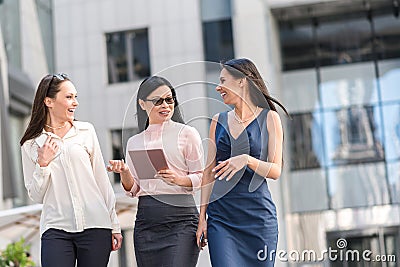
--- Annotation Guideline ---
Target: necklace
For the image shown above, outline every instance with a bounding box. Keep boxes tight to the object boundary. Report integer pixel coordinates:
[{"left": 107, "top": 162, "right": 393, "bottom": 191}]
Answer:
[
  {"left": 45, "top": 122, "right": 68, "bottom": 130},
  {"left": 233, "top": 106, "right": 259, "bottom": 124}
]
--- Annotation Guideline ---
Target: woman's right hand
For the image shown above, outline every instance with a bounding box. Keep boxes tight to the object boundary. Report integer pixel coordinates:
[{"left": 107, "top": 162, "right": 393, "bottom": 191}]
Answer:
[
  {"left": 196, "top": 216, "right": 208, "bottom": 250},
  {"left": 107, "top": 159, "right": 129, "bottom": 173},
  {"left": 36, "top": 136, "right": 59, "bottom": 167}
]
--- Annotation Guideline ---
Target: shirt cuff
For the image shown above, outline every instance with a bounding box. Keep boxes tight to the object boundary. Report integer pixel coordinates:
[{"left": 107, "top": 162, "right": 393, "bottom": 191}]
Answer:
[
  {"left": 112, "top": 224, "right": 121, "bottom": 234},
  {"left": 122, "top": 182, "right": 139, "bottom": 197},
  {"left": 35, "top": 163, "right": 51, "bottom": 177},
  {"left": 187, "top": 173, "right": 202, "bottom": 192}
]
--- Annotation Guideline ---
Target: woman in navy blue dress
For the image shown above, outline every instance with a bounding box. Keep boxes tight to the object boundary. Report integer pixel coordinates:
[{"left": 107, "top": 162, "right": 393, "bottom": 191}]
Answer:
[{"left": 196, "top": 58, "right": 289, "bottom": 266}]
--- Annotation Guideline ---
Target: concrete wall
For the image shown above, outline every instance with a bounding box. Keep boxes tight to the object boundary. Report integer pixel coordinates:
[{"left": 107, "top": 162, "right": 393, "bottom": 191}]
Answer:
[{"left": 53, "top": 0, "right": 209, "bottom": 164}]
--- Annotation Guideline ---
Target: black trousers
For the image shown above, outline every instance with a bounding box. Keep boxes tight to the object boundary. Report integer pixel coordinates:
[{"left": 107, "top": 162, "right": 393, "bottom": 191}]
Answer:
[
  {"left": 41, "top": 228, "right": 112, "bottom": 267},
  {"left": 134, "top": 194, "right": 200, "bottom": 267}
]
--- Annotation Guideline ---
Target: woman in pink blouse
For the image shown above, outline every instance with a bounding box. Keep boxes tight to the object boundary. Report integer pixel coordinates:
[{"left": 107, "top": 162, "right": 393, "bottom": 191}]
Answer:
[{"left": 108, "top": 76, "right": 203, "bottom": 267}]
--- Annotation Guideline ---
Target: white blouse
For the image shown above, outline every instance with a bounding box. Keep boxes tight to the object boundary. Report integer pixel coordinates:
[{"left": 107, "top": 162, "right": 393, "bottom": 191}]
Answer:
[{"left": 21, "top": 121, "right": 120, "bottom": 236}]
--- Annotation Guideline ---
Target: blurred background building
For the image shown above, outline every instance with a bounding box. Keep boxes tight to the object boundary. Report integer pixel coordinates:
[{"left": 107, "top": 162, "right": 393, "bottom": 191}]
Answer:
[{"left": 0, "top": 0, "right": 399, "bottom": 266}]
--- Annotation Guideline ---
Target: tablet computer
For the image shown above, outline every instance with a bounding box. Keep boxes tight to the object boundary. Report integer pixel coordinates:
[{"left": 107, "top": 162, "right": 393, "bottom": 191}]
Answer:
[{"left": 128, "top": 149, "right": 169, "bottom": 179}]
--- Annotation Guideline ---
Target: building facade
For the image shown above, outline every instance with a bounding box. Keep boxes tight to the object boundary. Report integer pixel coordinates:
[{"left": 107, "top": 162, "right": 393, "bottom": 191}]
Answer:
[
  {"left": 274, "top": 1, "right": 399, "bottom": 266},
  {"left": 0, "top": 0, "right": 399, "bottom": 266}
]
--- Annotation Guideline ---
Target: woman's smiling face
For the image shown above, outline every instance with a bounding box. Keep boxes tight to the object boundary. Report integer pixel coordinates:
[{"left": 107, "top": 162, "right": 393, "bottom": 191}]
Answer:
[
  {"left": 216, "top": 68, "right": 243, "bottom": 105},
  {"left": 45, "top": 80, "right": 79, "bottom": 123},
  {"left": 139, "top": 85, "right": 175, "bottom": 124}
]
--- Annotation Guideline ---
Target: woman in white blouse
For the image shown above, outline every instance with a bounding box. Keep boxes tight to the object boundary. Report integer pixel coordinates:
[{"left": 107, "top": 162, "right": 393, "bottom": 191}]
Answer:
[{"left": 20, "top": 73, "right": 122, "bottom": 267}]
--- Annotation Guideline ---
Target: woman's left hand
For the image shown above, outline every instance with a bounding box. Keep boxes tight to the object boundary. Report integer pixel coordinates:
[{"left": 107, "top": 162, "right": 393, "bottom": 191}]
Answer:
[
  {"left": 112, "top": 233, "right": 123, "bottom": 251},
  {"left": 213, "top": 154, "right": 249, "bottom": 181},
  {"left": 156, "top": 169, "right": 184, "bottom": 186}
]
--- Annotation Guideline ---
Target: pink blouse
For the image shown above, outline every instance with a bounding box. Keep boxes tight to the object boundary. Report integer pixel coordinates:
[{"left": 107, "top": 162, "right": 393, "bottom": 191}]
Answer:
[{"left": 124, "top": 120, "right": 203, "bottom": 197}]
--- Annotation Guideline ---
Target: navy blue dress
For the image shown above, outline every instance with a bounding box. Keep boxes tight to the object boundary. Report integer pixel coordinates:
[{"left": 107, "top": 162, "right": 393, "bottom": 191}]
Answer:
[{"left": 207, "top": 109, "right": 278, "bottom": 267}]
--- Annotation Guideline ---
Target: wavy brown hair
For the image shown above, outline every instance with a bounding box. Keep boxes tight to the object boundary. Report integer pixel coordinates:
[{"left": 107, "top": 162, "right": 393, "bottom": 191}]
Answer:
[
  {"left": 20, "top": 74, "right": 70, "bottom": 145},
  {"left": 222, "top": 58, "right": 290, "bottom": 117}
]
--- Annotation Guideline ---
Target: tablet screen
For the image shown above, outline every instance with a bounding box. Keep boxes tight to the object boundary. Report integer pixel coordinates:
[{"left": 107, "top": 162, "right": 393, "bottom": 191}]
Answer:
[{"left": 128, "top": 149, "right": 168, "bottom": 179}]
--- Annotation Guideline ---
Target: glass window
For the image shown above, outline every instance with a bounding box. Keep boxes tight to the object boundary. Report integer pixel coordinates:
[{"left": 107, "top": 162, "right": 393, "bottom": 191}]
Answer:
[
  {"left": 279, "top": 22, "right": 315, "bottom": 71},
  {"left": 201, "top": 0, "right": 231, "bottom": 22},
  {"left": 322, "top": 105, "right": 384, "bottom": 166},
  {"left": 282, "top": 69, "right": 320, "bottom": 113},
  {"left": 374, "top": 11, "right": 400, "bottom": 61},
  {"left": 328, "top": 163, "right": 389, "bottom": 209},
  {"left": 387, "top": 162, "right": 400, "bottom": 204},
  {"left": 35, "top": 0, "right": 55, "bottom": 72},
  {"left": 320, "top": 62, "right": 379, "bottom": 109},
  {"left": 289, "top": 169, "right": 329, "bottom": 212},
  {"left": 384, "top": 233, "right": 398, "bottom": 267},
  {"left": 278, "top": 4, "right": 400, "bottom": 71},
  {"left": 0, "top": 0, "right": 21, "bottom": 67},
  {"left": 288, "top": 112, "right": 324, "bottom": 170},
  {"left": 106, "top": 29, "right": 150, "bottom": 84},
  {"left": 9, "top": 114, "right": 27, "bottom": 205},
  {"left": 382, "top": 104, "right": 400, "bottom": 161},
  {"left": 203, "top": 19, "right": 234, "bottom": 62},
  {"left": 110, "top": 128, "right": 138, "bottom": 183},
  {"left": 379, "top": 59, "right": 400, "bottom": 102},
  {"left": 316, "top": 15, "right": 372, "bottom": 66},
  {"left": 277, "top": 5, "right": 400, "bottom": 211}
]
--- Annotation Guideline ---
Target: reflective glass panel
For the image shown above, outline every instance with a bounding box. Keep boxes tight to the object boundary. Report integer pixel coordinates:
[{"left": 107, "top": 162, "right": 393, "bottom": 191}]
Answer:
[
  {"left": 282, "top": 69, "right": 320, "bottom": 113},
  {"left": 328, "top": 163, "right": 389, "bottom": 209},
  {"left": 379, "top": 59, "right": 400, "bottom": 102},
  {"left": 106, "top": 29, "right": 150, "bottom": 84},
  {"left": 289, "top": 169, "right": 329, "bottom": 212},
  {"left": 387, "top": 162, "right": 400, "bottom": 204},
  {"left": 288, "top": 112, "right": 325, "bottom": 170},
  {"left": 322, "top": 105, "right": 384, "bottom": 166},
  {"left": 320, "top": 62, "right": 379, "bottom": 109},
  {"left": 382, "top": 104, "right": 400, "bottom": 161}
]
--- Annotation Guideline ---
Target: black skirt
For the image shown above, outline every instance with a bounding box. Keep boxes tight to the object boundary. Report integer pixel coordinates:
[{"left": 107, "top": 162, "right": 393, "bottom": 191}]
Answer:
[{"left": 134, "top": 194, "right": 200, "bottom": 267}]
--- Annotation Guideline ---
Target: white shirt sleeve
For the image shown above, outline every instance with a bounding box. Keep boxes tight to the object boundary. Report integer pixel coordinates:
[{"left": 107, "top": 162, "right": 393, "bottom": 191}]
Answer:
[
  {"left": 21, "top": 142, "right": 52, "bottom": 203},
  {"left": 183, "top": 126, "right": 204, "bottom": 192},
  {"left": 89, "top": 124, "right": 121, "bottom": 234}
]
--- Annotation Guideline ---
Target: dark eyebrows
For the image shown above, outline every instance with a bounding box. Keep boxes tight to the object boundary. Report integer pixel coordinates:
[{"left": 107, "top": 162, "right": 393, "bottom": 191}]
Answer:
[{"left": 65, "top": 92, "right": 78, "bottom": 96}]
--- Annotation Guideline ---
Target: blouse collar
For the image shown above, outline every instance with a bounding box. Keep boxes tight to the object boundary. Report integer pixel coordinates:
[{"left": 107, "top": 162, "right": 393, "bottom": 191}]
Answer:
[{"left": 145, "top": 119, "right": 173, "bottom": 132}]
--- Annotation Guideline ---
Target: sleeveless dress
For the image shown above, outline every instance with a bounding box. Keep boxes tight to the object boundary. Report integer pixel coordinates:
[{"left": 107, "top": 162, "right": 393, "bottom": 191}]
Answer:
[{"left": 207, "top": 109, "right": 278, "bottom": 267}]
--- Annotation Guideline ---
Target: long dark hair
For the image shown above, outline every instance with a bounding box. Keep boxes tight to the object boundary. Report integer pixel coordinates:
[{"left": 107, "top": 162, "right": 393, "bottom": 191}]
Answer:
[
  {"left": 222, "top": 58, "right": 290, "bottom": 117},
  {"left": 20, "top": 74, "right": 70, "bottom": 145},
  {"left": 136, "top": 76, "right": 184, "bottom": 132}
]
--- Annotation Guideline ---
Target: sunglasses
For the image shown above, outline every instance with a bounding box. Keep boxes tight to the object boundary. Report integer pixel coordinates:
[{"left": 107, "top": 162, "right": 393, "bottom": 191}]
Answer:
[
  {"left": 144, "top": 96, "right": 175, "bottom": 106},
  {"left": 46, "top": 73, "right": 68, "bottom": 96}
]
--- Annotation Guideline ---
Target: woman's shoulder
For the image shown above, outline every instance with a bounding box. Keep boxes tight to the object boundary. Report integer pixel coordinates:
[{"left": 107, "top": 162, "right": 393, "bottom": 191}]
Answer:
[
  {"left": 21, "top": 138, "right": 35, "bottom": 149},
  {"left": 266, "top": 109, "right": 281, "bottom": 121},
  {"left": 172, "top": 121, "right": 198, "bottom": 132},
  {"left": 266, "top": 109, "right": 283, "bottom": 130},
  {"left": 210, "top": 112, "right": 226, "bottom": 125},
  {"left": 169, "top": 121, "right": 203, "bottom": 142},
  {"left": 126, "top": 131, "right": 144, "bottom": 147}
]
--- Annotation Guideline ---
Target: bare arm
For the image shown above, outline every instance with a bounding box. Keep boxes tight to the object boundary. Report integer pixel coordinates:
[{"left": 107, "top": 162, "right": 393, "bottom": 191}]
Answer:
[
  {"left": 196, "top": 114, "right": 219, "bottom": 248},
  {"left": 246, "top": 110, "right": 283, "bottom": 179}
]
